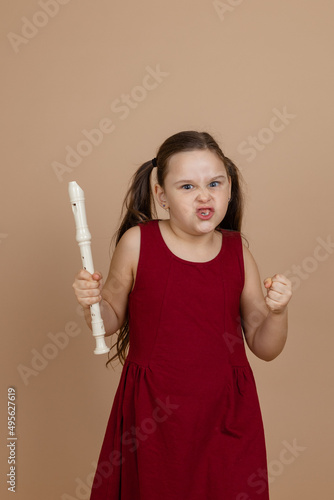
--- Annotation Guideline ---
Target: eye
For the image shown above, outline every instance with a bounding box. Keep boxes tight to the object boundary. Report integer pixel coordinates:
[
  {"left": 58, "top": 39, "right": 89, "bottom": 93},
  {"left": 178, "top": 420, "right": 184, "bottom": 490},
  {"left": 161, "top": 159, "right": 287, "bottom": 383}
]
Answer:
[
  {"left": 181, "top": 184, "right": 193, "bottom": 190},
  {"left": 210, "top": 181, "right": 220, "bottom": 187}
]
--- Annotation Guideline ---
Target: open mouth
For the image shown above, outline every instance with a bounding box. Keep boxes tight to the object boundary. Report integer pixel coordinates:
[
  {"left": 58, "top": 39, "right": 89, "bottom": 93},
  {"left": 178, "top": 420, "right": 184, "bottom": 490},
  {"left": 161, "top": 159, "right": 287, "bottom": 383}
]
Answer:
[{"left": 196, "top": 208, "right": 214, "bottom": 220}]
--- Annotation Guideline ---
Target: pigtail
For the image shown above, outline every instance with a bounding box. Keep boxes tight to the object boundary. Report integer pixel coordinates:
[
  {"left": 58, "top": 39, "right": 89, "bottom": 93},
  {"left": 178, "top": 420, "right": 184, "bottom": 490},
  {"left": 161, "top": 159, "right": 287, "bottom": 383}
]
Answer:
[
  {"left": 112, "top": 160, "right": 157, "bottom": 250},
  {"left": 218, "top": 156, "right": 243, "bottom": 232},
  {"left": 218, "top": 155, "right": 248, "bottom": 247}
]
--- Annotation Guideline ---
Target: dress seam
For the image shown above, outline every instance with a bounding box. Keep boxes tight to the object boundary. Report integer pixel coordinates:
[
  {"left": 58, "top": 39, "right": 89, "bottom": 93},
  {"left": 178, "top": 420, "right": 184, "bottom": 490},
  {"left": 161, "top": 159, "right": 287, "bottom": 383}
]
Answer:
[{"left": 147, "top": 256, "right": 173, "bottom": 367}]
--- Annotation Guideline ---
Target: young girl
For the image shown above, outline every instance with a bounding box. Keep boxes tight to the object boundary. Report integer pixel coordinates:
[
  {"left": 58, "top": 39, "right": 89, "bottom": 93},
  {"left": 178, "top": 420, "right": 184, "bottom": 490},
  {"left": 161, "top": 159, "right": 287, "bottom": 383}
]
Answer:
[{"left": 72, "top": 131, "right": 292, "bottom": 500}]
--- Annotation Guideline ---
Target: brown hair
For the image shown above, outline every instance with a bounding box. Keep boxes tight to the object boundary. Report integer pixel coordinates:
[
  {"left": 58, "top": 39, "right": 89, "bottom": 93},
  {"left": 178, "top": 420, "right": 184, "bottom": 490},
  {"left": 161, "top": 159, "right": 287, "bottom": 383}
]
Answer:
[{"left": 106, "top": 130, "right": 247, "bottom": 368}]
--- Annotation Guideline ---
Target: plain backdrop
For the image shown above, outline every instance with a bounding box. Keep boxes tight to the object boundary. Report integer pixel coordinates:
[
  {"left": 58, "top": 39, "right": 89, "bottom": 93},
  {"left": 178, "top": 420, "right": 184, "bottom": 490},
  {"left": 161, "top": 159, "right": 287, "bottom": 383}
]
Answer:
[{"left": 1, "top": 1, "right": 333, "bottom": 498}]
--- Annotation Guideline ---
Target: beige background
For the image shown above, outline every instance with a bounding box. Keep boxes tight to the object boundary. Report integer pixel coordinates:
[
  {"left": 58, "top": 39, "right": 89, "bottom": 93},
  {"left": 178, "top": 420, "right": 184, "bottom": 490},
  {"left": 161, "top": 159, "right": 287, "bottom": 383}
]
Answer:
[{"left": 1, "top": 1, "right": 333, "bottom": 498}]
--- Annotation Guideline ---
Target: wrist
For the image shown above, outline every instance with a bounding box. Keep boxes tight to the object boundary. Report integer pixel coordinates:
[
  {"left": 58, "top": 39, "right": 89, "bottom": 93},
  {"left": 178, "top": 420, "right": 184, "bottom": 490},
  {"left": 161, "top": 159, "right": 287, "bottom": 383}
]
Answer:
[{"left": 267, "top": 306, "right": 288, "bottom": 317}]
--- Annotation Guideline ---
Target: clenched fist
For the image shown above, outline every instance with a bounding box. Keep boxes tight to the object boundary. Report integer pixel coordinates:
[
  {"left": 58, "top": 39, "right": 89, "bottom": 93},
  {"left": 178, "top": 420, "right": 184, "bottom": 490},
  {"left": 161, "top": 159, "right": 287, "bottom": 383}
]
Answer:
[{"left": 263, "top": 274, "right": 292, "bottom": 314}]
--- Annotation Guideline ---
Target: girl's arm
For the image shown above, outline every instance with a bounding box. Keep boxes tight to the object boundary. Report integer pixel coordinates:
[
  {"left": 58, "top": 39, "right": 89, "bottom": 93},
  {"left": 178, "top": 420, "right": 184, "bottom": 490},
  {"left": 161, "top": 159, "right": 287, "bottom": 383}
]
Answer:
[
  {"left": 80, "top": 226, "right": 139, "bottom": 337},
  {"left": 99, "top": 226, "right": 140, "bottom": 336},
  {"left": 240, "top": 244, "right": 292, "bottom": 361}
]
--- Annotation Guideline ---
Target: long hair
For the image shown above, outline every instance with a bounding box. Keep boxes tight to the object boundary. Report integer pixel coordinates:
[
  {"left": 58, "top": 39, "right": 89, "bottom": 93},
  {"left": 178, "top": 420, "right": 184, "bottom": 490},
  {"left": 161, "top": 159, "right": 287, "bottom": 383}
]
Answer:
[{"left": 106, "top": 131, "right": 247, "bottom": 368}]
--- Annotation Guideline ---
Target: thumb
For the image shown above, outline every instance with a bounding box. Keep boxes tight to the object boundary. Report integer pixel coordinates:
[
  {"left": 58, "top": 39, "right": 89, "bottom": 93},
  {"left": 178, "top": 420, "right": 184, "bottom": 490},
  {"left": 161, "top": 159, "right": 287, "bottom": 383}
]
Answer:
[
  {"left": 264, "top": 277, "right": 272, "bottom": 289},
  {"left": 92, "top": 271, "right": 102, "bottom": 281}
]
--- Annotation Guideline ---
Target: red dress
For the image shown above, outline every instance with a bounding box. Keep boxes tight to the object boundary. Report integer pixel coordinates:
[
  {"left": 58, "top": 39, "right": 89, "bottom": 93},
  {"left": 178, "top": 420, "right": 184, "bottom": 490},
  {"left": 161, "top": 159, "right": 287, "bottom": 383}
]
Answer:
[{"left": 90, "top": 219, "right": 269, "bottom": 499}]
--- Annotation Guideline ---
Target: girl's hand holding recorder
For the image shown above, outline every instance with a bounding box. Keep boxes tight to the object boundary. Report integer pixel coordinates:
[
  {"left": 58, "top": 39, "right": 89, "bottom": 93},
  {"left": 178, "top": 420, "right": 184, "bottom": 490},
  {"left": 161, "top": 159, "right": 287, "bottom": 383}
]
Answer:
[{"left": 72, "top": 270, "right": 103, "bottom": 309}]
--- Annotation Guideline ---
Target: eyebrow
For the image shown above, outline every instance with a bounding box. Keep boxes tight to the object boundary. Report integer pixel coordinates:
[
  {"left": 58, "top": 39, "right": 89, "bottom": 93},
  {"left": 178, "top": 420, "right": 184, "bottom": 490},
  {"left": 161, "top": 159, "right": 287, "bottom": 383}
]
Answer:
[{"left": 174, "top": 174, "right": 226, "bottom": 185}]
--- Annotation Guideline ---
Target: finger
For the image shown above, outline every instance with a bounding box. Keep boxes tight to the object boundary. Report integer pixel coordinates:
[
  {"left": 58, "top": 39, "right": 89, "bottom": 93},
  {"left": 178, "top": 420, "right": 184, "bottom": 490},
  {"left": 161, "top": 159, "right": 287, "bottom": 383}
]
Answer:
[
  {"left": 265, "top": 295, "right": 287, "bottom": 310},
  {"left": 271, "top": 274, "right": 291, "bottom": 286},
  {"left": 264, "top": 277, "right": 272, "bottom": 288},
  {"left": 92, "top": 271, "right": 103, "bottom": 281},
  {"left": 76, "top": 285, "right": 101, "bottom": 297},
  {"left": 75, "top": 270, "right": 101, "bottom": 286},
  {"left": 79, "top": 295, "right": 102, "bottom": 308},
  {"left": 266, "top": 289, "right": 284, "bottom": 301},
  {"left": 266, "top": 288, "right": 291, "bottom": 307},
  {"left": 268, "top": 281, "right": 287, "bottom": 294},
  {"left": 271, "top": 277, "right": 293, "bottom": 295},
  {"left": 77, "top": 269, "right": 102, "bottom": 283},
  {"left": 75, "top": 280, "right": 100, "bottom": 292},
  {"left": 77, "top": 269, "right": 95, "bottom": 280},
  {"left": 84, "top": 293, "right": 102, "bottom": 302}
]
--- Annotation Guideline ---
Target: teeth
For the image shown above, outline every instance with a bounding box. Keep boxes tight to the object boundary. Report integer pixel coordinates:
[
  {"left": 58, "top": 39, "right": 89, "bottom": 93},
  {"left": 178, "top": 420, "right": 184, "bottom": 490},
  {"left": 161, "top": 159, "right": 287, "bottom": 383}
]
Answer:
[{"left": 201, "top": 211, "right": 210, "bottom": 215}]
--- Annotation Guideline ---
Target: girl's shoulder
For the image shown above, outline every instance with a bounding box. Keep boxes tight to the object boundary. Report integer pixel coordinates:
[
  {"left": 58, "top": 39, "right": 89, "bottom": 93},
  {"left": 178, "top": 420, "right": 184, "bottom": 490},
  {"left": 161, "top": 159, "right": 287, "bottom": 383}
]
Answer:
[
  {"left": 119, "top": 225, "right": 141, "bottom": 262},
  {"left": 121, "top": 224, "right": 141, "bottom": 244},
  {"left": 119, "top": 225, "right": 142, "bottom": 289},
  {"left": 239, "top": 241, "right": 264, "bottom": 306},
  {"left": 241, "top": 241, "right": 256, "bottom": 274},
  {"left": 119, "top": 219, "right": 158, "bottom": 257}
]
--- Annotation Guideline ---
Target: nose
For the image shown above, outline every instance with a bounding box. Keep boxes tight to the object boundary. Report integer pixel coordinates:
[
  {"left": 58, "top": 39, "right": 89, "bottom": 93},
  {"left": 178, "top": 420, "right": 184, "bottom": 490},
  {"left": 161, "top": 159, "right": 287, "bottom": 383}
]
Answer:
[{"left": 196, "top": 187, "right": 212, "bottom": 202}]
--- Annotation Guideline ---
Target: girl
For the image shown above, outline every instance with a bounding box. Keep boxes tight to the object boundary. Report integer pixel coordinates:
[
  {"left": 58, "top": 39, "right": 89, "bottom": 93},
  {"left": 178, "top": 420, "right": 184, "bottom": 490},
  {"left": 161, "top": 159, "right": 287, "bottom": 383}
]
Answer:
[{"left": 72, "top": 130, "right": 292, "bottom": 500}]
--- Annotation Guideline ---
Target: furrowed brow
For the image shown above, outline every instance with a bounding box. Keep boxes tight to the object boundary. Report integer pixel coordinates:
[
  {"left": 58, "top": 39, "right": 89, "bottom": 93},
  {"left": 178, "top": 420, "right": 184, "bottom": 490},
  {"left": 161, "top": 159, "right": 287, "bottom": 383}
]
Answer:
[{"left": 174, "top": 174, "right": 226, "bottom": 185}]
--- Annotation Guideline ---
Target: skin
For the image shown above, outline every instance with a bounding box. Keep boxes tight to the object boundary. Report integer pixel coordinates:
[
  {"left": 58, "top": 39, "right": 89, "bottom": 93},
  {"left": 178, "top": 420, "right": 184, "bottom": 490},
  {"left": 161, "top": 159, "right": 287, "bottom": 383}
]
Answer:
[{"left": 72, "top": 149, "right": 292, "bottom": 361}]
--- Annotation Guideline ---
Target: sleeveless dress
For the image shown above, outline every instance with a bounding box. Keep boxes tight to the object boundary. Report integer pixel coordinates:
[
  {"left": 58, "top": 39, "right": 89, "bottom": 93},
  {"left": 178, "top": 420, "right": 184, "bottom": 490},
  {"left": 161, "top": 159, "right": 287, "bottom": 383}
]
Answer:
[{"left": 90, "top": 219, "right": 269, "bottom": 500}]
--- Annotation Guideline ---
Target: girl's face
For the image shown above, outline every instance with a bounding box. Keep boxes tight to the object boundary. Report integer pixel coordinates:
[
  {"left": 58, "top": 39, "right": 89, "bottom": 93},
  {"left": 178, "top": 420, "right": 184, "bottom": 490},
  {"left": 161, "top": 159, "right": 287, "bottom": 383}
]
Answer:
[{"left": 155, "top": 149, "right": 232, "bottom": 234}]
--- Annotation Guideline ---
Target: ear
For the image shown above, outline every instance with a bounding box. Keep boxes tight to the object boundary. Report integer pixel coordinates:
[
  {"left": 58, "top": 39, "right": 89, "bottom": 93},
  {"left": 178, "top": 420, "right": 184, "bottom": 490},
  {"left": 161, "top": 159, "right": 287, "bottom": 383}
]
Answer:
[{"left": 154, "top": 183, "right": 168, "bottom": 208}]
